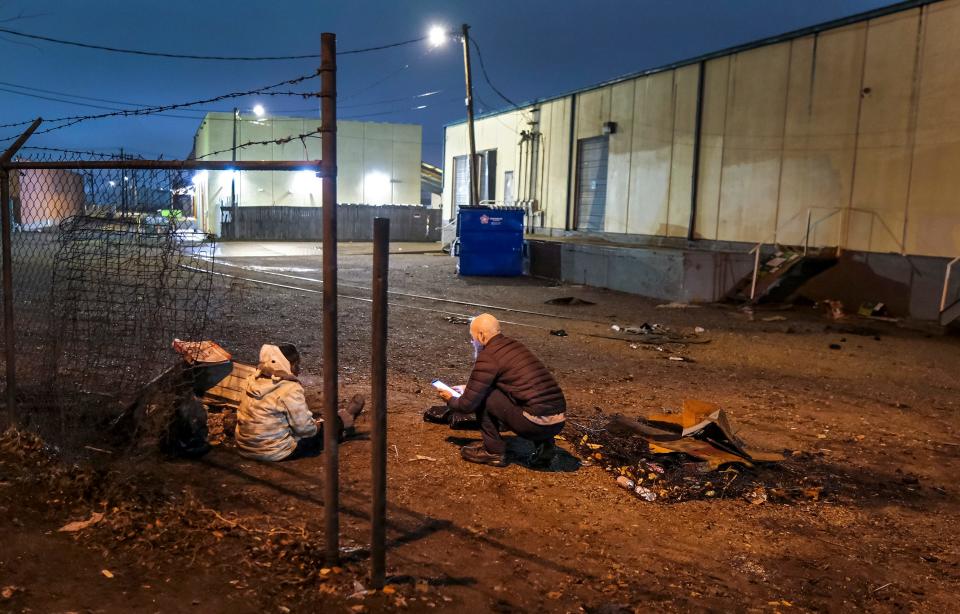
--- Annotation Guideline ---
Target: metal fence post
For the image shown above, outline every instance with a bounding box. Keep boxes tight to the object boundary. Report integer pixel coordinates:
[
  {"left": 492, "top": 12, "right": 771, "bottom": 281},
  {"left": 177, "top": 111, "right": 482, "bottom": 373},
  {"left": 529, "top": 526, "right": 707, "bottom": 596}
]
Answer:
[
  {"left": 0, "top": 118, "right": 42, "bottom": 423},
  {"left": 0, "top": 169, "right": 14, "bottom": 422},
  {"left": 370, "top": 217, "right": 389, "bottom": 588},
  {"left": 320, "top": 31, "right": 340, "bottom": 566}
]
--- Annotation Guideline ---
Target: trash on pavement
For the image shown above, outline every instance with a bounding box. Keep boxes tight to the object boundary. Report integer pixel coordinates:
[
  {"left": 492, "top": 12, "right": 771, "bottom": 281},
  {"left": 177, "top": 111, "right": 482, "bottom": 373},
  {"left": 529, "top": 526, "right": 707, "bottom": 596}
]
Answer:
[
  {"left": 569, "top": 401, "right": 794, "bottom": 504},
  {"left": 826, "top": 300, "right": 846, "bottom": 320},
  {"left": 857, "top": 301, "right": 887, "bottom": 317},
  {"left": 58, "top": 511, "right": 104, "bottom": 533},
  {"left": 444, "top": 315, "right": 472, "bottom": 325},
  {"left": 549, "top": 329, "right": 568, "bottom": 337},
  {"left": 545, "top": 296, "right": 596, "bottom": 306}
]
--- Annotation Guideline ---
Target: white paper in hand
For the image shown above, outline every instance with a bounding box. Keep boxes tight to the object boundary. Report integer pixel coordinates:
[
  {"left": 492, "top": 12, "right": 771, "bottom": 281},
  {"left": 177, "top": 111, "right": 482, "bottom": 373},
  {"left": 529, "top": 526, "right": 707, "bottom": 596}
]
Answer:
[{"left": 431, "top": 379, "right": 461, "bottom": 398}]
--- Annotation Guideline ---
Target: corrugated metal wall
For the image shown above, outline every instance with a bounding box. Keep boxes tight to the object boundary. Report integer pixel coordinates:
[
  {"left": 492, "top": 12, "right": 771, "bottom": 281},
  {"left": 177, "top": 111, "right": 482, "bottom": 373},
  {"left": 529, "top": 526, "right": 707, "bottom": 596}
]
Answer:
[{"left": 443, "top": 0, "right": 960, "bottom": 259}]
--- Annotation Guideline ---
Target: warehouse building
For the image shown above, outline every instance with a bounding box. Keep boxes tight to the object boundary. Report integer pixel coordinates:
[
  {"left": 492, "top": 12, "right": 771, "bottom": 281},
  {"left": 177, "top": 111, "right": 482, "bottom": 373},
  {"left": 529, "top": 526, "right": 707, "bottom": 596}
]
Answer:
[
  {"left": 193, "top": 113, "right": 439, "bottom": 240},
  {"left": 442, "top": 0, "right": 960, "bottom": 321}
]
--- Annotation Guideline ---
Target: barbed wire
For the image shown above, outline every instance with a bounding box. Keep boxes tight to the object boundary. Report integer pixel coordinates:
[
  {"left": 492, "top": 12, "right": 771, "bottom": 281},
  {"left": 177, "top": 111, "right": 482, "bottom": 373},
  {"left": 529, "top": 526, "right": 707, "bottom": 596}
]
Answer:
[
  {"left": 18, "top": 146, "right": 132, "bottom": 159},
  {"left": 0, "top": 27, "right": 426, "bottom": 60},
  {"left": 192, "top": 128, "right": 324, "bottom": 161},
  {"left": 0, "top": 70, "right": 320, "bottom": 140}
]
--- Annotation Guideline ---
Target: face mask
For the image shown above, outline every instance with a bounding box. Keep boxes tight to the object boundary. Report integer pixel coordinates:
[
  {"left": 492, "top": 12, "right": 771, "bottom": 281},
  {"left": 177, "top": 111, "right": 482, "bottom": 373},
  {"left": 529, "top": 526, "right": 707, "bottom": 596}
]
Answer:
[{"left": 471, "top": 339, "right": 484, "bottom": 360}]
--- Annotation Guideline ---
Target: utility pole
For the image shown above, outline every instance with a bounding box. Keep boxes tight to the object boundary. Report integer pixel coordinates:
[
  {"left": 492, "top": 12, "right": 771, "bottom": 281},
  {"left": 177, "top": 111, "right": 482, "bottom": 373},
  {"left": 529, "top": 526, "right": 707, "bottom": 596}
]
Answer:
[
  {"left": 231, "top": 107, "right": 239, "bottom": 239},
  {"left": 461, "top": 24, "right": 479, "bottom": 207}
]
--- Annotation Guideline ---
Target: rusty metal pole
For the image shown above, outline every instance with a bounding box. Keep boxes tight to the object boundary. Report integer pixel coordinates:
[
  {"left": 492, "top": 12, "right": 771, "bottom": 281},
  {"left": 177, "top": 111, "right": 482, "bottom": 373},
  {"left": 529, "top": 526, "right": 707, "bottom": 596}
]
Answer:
[
  {"left": 370, "top": 217, "right": 389, "bottom": 588},
  {"left": 0, "top": 169, "right": 13, "bottom": 422},
  {"left": 0, "top": 118, "right": 42, "bottom": 423},
  {"left": 319, "top": 32, "right": 340, "bottom": 566},
  {"left": 461, "top": 24, "right": 479, "bottom": 207}
]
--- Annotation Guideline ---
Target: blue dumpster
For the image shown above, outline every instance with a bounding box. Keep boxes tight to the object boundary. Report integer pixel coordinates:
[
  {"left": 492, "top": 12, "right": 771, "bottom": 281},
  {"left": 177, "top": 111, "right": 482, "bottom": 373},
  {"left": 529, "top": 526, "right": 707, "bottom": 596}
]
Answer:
[{"left": 456, "top": 207, "right": 524, "bottom": 276}]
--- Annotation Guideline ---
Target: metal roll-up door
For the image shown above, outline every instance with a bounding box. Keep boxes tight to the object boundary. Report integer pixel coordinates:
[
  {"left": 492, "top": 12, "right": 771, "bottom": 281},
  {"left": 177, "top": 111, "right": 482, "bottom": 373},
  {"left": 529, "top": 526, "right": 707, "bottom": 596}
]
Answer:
[{"left": 576, "top": 136, "right": 609, "bottom": 231}]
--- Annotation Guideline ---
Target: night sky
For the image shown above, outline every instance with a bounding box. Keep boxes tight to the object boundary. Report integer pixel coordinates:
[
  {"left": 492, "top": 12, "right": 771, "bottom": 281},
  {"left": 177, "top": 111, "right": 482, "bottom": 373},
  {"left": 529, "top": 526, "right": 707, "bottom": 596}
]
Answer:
[{"left": 1, "top": 0, "right": 898, "bottom": 165}]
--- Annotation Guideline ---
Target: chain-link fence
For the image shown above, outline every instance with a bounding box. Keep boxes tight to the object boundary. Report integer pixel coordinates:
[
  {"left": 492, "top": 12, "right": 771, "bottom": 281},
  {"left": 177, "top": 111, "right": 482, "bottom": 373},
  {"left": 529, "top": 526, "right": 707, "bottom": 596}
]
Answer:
[{"left": 0, "top": 152, "right": 244, "bottom": 451}]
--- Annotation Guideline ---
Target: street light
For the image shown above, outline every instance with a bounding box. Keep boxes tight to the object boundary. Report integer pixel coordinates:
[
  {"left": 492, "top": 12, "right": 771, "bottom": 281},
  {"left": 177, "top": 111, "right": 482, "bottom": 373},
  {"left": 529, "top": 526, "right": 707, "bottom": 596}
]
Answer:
[
  {"left": 428, "top": 25, "right": 447, "bottom": 47},
  {"left": 429, "top": 23, "right": 479, "bottom": 207}
]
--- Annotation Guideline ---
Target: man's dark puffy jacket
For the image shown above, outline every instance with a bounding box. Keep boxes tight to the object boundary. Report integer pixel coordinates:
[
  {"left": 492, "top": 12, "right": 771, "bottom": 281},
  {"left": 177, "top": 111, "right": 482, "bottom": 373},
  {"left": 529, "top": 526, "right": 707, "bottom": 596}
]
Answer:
[{"left": 447, "top": 334, "right": 565, "bottom": 417}]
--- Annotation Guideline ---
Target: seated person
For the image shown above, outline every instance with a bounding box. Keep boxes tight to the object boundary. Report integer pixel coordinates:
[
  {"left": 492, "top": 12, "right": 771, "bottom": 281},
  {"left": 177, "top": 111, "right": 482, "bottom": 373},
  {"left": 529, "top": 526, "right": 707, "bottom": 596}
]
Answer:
[
  {"left": 236, "top": 343, "right": 363, "bottom": 461},
  {"left": 438, "top": 314, "right": 566, "bottom": 468}
]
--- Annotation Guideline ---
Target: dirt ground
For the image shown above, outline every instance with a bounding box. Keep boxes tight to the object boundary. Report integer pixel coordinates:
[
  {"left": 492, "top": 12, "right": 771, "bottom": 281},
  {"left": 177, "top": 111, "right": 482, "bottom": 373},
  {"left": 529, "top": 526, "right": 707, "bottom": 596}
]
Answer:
[{"left": 2, "top": 243, "right": 959, "bottom": 613}]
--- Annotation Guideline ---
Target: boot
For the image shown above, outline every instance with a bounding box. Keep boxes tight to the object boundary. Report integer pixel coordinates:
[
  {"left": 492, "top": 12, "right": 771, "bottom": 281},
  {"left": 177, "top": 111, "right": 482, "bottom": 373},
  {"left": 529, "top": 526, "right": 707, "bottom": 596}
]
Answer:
[
  {"left": 530, "top": 440, "right": 556, "bottom": 468},
  {"left": 339, "top": 394, "right": 365, "bottom": 439},
  {"left": 461, "top": 441, "right": 507, "bottom": 467}
]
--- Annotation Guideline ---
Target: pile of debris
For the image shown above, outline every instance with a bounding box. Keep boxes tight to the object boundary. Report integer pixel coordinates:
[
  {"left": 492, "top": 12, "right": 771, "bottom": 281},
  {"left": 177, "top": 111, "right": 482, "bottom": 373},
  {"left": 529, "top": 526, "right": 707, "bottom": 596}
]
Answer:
[{"left": 566, "top": 401, "right": 824, "bottom": 504}]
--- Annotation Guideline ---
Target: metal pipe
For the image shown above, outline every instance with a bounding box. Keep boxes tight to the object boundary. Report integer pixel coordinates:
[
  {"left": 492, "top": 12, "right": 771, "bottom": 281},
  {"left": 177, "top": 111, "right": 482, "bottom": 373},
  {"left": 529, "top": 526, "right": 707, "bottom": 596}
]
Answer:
[
  {"left": 564, "top": 94, "right": 577, "bottom": 231},
  {"left": 0, "top": 118, "right": 40, "bottom": 422},
  {"left": 687, "top": 61, "right": 706, "bottom": 241},
  {"left": 461, "top": 24, "right": 479, "bottom": 207},
  {"left": 803, "top": 209, "right": 813, "bottom": 256},
  {"left": 750, "top": 243, "right": 762, "bottom": 301},
  {"left": 370, "top": 217, "right": 390, "bottom": 589},
  {"left": 120, "top": 148, "right": 127, "bottom": 215},
  {"left": 320, "top": 31, "right": 340, "bottom": 567},
  {"left": 940, "top": 256, "right": 960, "bottom": 312},
  {"left": 231, "top": 108, "right": 238, "bottom": 240},
  {"left": 0, "top": 118, "right": 42, "bottom": 165},
  {"left": 3, "top": 160, "right": 329, "bottom": 172},
  {"left": 0, "top": 170, "right": 13, "bottom": 421}
]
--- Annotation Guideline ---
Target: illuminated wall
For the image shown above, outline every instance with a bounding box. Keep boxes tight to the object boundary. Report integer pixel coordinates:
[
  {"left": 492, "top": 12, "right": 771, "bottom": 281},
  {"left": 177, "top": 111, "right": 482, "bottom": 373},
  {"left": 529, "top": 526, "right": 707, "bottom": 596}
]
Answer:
[
  {"left": 192, "top": 114, "right": 422, "bottom": 235},
  {"left": 443, "top": 0, "right": 960, "bottom": 259}
]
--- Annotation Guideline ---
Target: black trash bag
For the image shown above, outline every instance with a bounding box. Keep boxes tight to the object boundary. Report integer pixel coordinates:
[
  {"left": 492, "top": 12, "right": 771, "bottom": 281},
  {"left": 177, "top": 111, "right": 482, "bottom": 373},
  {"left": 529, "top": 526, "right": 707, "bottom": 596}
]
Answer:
[
  {"left": 423, "top": 405, "right": 451, "bottom": 424},
  {"left": 423, "top": 405, "right": 480, "bottom": 430},
  {"left": 161, "top": 396, "right": 211, "bottom": 459}
]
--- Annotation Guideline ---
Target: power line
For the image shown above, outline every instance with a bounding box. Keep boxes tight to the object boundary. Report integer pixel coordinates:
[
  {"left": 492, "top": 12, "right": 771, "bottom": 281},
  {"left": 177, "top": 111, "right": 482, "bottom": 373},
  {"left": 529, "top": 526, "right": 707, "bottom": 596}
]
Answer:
[
  {"left": 470, "top": 37, "right": 520, "bottom": 109},
  {"left": 0, "top": 27, "right": 426, "bottom": 61}
]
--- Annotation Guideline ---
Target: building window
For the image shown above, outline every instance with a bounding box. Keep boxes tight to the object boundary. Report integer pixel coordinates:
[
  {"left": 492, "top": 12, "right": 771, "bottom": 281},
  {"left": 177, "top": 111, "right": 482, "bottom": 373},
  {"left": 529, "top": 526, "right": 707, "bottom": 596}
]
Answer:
[
  {"left": 453, "top": 149, "right": 498, "bottom": 207},
  {"left": 453, "top": 155, "right": 470, "bottom": 208},
  {"left": 503, "top": 171, "right": 514, "bottom": 206}
]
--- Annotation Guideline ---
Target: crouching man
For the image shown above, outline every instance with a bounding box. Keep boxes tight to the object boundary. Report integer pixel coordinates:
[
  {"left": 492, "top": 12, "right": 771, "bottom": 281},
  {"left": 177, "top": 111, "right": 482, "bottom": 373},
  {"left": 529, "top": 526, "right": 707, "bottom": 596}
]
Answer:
[
  {"left": 439, "top": 314, "right": 566, "bottom": 467},
  {"left": 237, "top": 343, "right": 363, "bottom": 461}
]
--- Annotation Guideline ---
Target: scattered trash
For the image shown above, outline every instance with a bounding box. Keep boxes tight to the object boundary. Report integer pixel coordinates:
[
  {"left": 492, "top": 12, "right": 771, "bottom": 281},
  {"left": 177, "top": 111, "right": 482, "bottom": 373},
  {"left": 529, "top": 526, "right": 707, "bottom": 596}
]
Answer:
[
  {"left": 1, "top": 586, "right": 22, "bottom": 600},
  {"left": 694, "top": 326, "right": 706, "bottom": 334},
  {"left": 667, "top": 356, "right": 693, "bottom": 362},
  {"left": 857, "top": 301, "right": 888, "bottom": 318},
  {"left": 634, "top": 485, "right": 657, "bottom": 501},
  {"left": 58, "top": 511, "right": 104, "bottom": 533},
  {"left": 348, "top": 580, "right": 369, "bottom": 600},
  {"left": 101, "top": 569, "right": 115, "bottom": 579},
  {"left": 610, "top": 322, "right": 709, "bottom": 345},
  {"left": 762, "top": 315, "right": 787, "bottom": 322},
  {"left": 444, "top": 315, "right": 471, "bottom": 326},
  {"left": 544, "top": 296, "right": 595, "bottom": 306},
  {"left": 826, "top": 300, "right": 846, "bottom": 321},
  {"left": 549, "top": 329, "right": 568, "bottom": 337},
  {"left": 570, "top": 401, "right": 794, "bottom": 504},
  {"left": 409, "top": 455, "right": 438, "bottom": 462},
  {"left": 829, "top": 343, "right": 842, "bottom": 350},
  {"left": 656, "top": 302, "right": 701, "bottom": 309}
]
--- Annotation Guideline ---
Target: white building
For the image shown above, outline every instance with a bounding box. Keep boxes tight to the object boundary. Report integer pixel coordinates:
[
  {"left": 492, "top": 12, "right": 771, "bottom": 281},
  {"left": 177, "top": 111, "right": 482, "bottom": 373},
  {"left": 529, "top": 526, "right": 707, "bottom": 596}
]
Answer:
[
  {"left": 192, "top": 113, "right": 422, "bottom": 236},
  {"left": 442, "top": 0, "right": 960, "bottom": 321}
]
